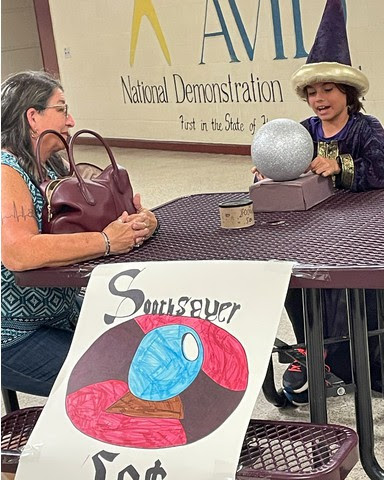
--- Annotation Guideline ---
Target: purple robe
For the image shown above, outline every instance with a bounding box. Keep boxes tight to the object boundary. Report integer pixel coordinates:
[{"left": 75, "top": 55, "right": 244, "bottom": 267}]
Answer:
[
  {"left": 286, "top": 113, "right": 383, "bottom": 388},
  {"left": 301, "top": 112, "right": 384, "bottom": 191}
]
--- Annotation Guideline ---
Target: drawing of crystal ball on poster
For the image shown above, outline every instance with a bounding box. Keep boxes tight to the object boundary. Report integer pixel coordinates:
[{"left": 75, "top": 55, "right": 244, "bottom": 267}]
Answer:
[
  {"left": 65, "top": 314, "right": 248, "bottom": 448},
  {"left": 251, "top": 118, "right": 314, "bottom": 181}
]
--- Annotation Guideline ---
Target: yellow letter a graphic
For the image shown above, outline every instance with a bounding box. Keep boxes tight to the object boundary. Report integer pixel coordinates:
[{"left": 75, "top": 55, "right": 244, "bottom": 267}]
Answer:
[{"left": 130, "top": 0, "right": 171, "bottom": 66}]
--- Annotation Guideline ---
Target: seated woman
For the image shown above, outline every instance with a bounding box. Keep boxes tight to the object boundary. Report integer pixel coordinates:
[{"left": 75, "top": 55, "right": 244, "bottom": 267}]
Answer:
[{"left": 1, "top": 70, "right": 158, "bottom": 397}]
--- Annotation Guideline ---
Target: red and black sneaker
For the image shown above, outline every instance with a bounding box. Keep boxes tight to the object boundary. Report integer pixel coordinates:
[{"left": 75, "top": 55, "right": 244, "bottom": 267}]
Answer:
[
  {"left": 282, "top": 348, "right": 332, "bottom": 394},
  {"left": 282, "top": 348, "right": 308, "bottom": 393},
  {"left": 283, "top": 388, "right": 309, "bottom": 406}
]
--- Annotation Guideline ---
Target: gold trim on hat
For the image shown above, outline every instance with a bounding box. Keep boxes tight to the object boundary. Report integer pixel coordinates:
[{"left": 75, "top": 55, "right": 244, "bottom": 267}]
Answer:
[{"left": 291, "top": 62, "right": 369, "bottom": 99}]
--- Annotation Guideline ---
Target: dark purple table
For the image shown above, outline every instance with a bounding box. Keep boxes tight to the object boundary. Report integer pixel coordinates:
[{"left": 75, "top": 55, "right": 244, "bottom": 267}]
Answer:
[
  {"left": 15, "top": 189, "right": 384, "bottom": 479},
  {"left": 15, "top": 190, "right": 383, "bottom": 289}
]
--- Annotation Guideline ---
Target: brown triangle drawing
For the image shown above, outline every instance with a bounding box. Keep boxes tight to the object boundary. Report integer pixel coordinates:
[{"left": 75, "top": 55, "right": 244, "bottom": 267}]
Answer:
[{"left": 106, "top": 390, "right": 184, "bottom": 419}]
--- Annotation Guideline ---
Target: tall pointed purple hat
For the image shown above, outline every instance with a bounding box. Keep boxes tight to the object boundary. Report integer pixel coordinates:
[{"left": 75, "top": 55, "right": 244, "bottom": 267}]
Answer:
[{"left": 291, "top": 0, "right": 369, "bottom": 99}]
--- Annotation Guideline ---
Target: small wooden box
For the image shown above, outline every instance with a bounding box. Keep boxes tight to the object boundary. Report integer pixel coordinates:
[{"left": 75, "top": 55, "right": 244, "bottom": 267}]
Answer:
[{"left": 249, "top": 172, "right": 335, "bottom": 212}]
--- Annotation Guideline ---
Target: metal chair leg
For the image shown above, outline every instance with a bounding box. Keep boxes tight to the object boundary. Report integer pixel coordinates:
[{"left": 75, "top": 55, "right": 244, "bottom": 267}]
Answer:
[
  {"left": 1, "top": 388, "right": 20, "bottom": 413},
  {"left": 262, "top": 357, "right": 289, "bottom": 407}
]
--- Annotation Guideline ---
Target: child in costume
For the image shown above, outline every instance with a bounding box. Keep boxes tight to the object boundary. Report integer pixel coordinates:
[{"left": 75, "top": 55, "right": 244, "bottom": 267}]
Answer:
[{"left": 282, "top": 0, "right": 384, "bottom": 404}]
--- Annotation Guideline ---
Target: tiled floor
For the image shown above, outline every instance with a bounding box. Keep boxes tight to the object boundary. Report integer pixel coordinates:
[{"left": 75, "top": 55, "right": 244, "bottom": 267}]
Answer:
[{"left": 2, "top": 145, "right": 383, "bottom": 479}]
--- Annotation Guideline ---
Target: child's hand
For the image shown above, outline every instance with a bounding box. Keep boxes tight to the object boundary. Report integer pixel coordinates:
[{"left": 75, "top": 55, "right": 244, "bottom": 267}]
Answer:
[
  {"left": 251, "top": 166, "right": 266, "bottom": 181},
  {"left": 310, "top": 156, "right": 341, "bottom": 177}
]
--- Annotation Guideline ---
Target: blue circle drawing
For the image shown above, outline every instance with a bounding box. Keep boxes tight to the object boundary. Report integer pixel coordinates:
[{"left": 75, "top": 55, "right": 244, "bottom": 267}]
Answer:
[{"left": 128, "top": 325, "right": 204, "bottom": 401}]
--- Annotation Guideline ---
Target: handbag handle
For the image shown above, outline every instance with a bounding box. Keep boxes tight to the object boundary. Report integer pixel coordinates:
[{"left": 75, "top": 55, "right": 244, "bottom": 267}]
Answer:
[
  {"left": 35, "top": 130, "right": 70, "bottom": 183},
  {"left": 35, "top": 130, "right": 96, "bottom": 206},
  {"left": 69, "top": 129, "right": 126, "bottom": 195}
]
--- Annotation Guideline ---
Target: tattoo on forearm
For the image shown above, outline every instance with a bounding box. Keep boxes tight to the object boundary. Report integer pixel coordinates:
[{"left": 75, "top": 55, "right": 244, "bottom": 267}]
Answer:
[{"left": 1, "top": 201, "right": 36, "bottom": 224}]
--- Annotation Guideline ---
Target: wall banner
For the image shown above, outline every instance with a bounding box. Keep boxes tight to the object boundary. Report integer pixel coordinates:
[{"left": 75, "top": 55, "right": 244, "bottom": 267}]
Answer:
[{"left": 49, "top": 0, "right": 384, "bottom": 145}]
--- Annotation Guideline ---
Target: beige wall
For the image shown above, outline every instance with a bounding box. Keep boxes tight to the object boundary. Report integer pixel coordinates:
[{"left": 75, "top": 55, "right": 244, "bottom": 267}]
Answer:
[
  {"left": 12, "top": 0, "right": 384, "bottom": 145},
  {"left": 1, "top": 0, "right": 43, "bottom": 81}
]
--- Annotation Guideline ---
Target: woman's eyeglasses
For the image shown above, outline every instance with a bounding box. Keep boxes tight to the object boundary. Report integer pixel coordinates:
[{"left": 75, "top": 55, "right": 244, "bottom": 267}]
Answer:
[
  {"left": 44, "top": 104, "right": 69, "bottom": 118},
  {"left": 36, "top": 104, "right": 69, "bottom": 118}
]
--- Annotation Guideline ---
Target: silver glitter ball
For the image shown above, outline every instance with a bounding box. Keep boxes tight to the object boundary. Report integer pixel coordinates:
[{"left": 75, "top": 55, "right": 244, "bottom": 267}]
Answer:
[{"left": 251, "top": 118, "right": 314, "bottom": 181}]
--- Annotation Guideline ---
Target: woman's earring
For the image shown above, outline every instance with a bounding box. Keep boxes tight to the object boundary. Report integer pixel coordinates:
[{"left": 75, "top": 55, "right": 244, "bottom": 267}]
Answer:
[{"left": 31, "top": 130, "right": 38, "bottom": 139}]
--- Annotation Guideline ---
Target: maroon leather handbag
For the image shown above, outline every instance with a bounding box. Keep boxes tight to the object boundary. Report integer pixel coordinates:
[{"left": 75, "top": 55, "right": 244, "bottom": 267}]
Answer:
[{"left": 35, "top": 129, "right": 135, "bottom": 234}]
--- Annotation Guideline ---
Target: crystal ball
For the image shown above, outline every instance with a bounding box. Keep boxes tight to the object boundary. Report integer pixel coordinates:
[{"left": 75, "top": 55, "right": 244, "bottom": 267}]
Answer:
[{"left": 251, "top": 118, "right": 314, "bottom": 181}]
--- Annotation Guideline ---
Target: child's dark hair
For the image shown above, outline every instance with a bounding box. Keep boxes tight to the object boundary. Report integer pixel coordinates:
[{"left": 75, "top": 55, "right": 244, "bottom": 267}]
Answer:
[{"left": 335, "top": 84, "right": 364, "bottom": 113}]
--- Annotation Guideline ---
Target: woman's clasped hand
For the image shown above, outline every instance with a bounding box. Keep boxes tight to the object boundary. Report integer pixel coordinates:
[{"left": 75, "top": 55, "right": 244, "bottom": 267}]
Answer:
[{"left": 104, "top": 193, "right": 157, "bottom": 253}]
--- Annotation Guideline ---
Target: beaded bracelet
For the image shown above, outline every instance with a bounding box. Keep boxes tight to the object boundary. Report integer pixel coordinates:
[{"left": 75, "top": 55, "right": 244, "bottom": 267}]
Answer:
[{"left": 100, "top": 231, "right": 111, "bottom": 256}]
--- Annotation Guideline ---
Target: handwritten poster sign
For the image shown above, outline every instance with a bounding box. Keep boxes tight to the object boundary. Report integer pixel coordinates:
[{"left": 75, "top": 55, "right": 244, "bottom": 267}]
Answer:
[{"left": 16, "top": 260, "right": 293, "bottom": 480}]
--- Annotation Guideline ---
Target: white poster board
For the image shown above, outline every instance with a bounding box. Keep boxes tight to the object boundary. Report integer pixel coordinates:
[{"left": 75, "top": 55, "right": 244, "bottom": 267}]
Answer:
[{"left": 16, "top": 260, "right": 293, "bottom": 480}]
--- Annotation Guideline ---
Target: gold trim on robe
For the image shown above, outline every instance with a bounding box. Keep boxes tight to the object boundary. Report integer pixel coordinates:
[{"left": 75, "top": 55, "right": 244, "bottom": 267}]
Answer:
[
  {"left": 338, "top": 154, "right": 355, "bottom": 189},
  {"left": 317, "top": 141, "right": 354, "bottom": 189}
]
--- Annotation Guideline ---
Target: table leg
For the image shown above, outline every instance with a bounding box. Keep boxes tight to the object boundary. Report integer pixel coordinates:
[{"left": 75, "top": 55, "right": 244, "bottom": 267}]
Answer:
[
  {"left": 347, "top": 289, "right": 384, "bottom": 480},
  {"left": 303, "top": 288, "right": 328, "bottom": 424},
  {"left": 377, "top": 290, "right": 384, "bottom": 388}
]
